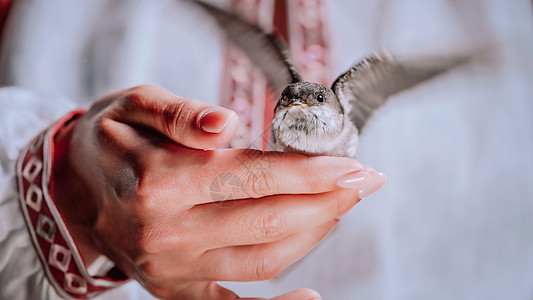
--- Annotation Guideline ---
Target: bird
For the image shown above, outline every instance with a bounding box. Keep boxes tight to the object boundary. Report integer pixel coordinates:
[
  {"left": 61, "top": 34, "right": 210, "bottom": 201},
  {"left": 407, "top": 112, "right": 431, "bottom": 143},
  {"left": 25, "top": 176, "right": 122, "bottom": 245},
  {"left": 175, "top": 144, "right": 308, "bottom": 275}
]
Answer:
[{"left": 192, "top": 0, "right": 469, "bottom": 158}]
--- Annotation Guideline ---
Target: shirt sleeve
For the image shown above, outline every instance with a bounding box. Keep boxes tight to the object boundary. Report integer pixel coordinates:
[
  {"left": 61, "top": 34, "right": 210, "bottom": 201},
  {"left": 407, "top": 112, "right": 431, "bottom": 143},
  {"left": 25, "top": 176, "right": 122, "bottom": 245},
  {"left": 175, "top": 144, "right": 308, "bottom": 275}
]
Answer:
[{"left": 0, "top": 86, "right": 75, "bottom": 300}]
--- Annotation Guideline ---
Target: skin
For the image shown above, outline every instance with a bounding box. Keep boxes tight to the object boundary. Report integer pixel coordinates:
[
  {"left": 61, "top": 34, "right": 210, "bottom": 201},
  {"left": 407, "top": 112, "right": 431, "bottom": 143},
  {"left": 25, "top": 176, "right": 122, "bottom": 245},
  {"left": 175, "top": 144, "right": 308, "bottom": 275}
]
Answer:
[{"left": 51, "top": 84, "right": 384, "bottom": 300}]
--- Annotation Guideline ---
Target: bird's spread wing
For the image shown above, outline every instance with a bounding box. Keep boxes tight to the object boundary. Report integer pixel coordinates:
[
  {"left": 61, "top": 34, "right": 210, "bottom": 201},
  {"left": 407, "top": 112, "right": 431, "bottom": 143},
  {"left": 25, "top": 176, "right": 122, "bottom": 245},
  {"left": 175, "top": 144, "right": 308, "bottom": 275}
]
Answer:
[
  {"left": 332, "top": 51, "right": 470, "bottom": 131},
  {"left": 193, "top": 0, "right": 301, "bottom": 94}
]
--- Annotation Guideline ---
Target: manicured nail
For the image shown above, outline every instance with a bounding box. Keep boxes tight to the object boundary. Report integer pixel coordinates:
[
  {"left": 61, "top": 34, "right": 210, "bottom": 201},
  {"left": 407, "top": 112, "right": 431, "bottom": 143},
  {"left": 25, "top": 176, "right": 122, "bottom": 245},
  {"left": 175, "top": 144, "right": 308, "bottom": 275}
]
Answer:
[
  {"left": 337, "top": 168, "right": 387, "bottom": 198},
  {"left": 358, "top": 171, "right": 387, "bottom": 198},
  {"left": 199, "top": 109, "right": 235, "bottom": 133},
  {"left": 336, "top": 171, "right": 371, "bottom": 189}
]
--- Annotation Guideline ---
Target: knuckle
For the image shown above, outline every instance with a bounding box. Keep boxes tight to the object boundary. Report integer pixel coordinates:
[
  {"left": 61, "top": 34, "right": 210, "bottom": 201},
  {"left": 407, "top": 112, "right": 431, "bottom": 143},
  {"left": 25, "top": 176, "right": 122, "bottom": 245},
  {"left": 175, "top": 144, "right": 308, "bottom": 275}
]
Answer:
[
  {"left": 162, "top": 101, "right": 187, "bottom": 138},
  {"left": 128, "top": 84, "right": 161, "bottom": 96},
  {"left": 241, "top": 169, "right": 278, "bottom": 199},
  {"left": 253, "top": 254, "right": 280, "bottom": 280},
  {"left": 135, "top": 177, "right": 160, "bottom": 211},
  {"left": 133, "top": 160, "right": 171, "bottom": 211},
  {"left": 137, "top": 224, "right": 183, "bottom": 256},
  {"left": 93, "top": 117, "right": 118, "bottom": 144},
  {"left": 161, "top": 99, "right": 199, "bottom": 139},
  {"left": 135, "top": 211, "right": 188, "bottom": 254},
  {"left": 132, "top": 187, "right": 153, "bottom": 211},
  {"left": 250, "top": 210, "right": 287, "bottom": 241},
  {"left": 138, "top": 260, "right": 176, "bottom": 282},
  {"left": 120, "top": 84, "right": 165, "bottom": 113},
  {"left": 121, "top": 87, "right": 147, "bottom": 111},
  {"left": 138, "top": 261, "right": 160, "bottom": 280}
]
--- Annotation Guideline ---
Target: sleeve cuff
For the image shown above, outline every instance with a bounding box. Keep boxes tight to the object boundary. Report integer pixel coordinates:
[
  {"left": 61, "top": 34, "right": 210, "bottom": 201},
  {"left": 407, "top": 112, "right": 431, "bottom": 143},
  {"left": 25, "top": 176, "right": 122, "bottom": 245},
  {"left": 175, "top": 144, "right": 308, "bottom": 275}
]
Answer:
[{"left": 15, "top": 110, "right": 129, "bottom": 299}]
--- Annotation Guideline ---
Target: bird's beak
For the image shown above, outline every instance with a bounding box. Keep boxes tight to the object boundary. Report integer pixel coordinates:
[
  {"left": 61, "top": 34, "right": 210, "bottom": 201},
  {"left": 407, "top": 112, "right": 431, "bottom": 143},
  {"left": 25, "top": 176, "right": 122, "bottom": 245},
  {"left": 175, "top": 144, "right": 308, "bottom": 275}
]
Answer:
[{"left": 288, "top": 100, "right": 308, "bottom": 108}]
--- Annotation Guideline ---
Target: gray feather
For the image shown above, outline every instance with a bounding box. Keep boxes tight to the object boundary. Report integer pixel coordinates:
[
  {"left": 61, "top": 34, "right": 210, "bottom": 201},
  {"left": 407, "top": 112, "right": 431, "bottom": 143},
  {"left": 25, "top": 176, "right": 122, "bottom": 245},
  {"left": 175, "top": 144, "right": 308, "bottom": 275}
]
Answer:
[
  {"left": 193, "top": 0, "right": 471, "bottom": 150},
  {"left": 332, "top": 51, "right": 470, "bottom": 131},
  {"left": 192, "top": 0, "right": 301, "bottom": 95}
]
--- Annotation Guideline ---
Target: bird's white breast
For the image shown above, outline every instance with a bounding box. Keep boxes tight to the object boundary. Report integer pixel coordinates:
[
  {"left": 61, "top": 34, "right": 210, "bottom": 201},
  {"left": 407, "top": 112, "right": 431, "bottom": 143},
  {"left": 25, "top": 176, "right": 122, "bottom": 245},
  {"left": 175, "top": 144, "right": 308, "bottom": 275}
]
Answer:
[{"left": 269, "top": 106, "right": 358, "bottom": 157}]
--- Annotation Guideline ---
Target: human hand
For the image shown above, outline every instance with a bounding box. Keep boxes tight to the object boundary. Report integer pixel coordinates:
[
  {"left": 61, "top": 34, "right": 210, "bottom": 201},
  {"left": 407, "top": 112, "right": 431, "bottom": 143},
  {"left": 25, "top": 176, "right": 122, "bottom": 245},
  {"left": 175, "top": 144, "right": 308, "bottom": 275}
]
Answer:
[{"left": 52, "top": 84, "right": 385, "bottom": 299}]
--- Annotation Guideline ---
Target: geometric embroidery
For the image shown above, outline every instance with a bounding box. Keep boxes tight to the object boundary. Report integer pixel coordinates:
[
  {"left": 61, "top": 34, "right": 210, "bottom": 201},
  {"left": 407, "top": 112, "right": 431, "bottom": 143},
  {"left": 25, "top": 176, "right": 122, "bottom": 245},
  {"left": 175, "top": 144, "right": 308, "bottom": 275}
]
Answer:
[
  {"left": 219, "top": 0, "right": 270, "bottom": 150},
  {"left": 219, "top": 0, "right": 332, "bottom": 151},
  {"left": 16, "top": 110, "right": 128, "bottom": 299},
  {"left": 64, "top": 273, "right": 88, "bottom": 295},
  {"left": 25, "top": 184, "right": 43, "bottom": 212},
  {"left": 36, "top": 214, "right": 56, "bottom": 243},
  {"left": 48, "top": 244, "right": 72, "bottom": 273},
  {"left": 286, "top": 0, "right": 332, "bottom": 85},
  {"left": 22, "top": 156, "right": 42, "bottom": 183}
]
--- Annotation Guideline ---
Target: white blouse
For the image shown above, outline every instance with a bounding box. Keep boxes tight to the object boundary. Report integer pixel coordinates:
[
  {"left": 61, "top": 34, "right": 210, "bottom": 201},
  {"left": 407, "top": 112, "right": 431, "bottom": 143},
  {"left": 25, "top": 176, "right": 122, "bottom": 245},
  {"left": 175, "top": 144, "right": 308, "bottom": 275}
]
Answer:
[{"left": 1, "top": 0, "right": 533, "bottom": 299}]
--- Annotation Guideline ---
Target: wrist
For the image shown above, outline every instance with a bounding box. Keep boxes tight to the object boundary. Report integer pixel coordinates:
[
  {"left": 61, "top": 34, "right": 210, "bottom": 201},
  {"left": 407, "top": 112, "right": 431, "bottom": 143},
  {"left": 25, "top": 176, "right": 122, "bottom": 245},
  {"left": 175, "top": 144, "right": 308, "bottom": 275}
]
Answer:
[
  {"left": 16, "top": 110, "right": 127, "bottom": 299},
  {"left": 52, "top": 113, "right": 101, "bottom": 266}
]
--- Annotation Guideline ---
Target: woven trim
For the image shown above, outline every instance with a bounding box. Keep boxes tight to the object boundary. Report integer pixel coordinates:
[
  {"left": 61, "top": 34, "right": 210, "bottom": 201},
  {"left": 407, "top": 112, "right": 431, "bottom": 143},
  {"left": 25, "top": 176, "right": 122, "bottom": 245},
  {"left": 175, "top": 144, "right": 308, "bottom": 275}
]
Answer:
[{"left": 16, "top": 111, "right": 128, "bottom": 299}]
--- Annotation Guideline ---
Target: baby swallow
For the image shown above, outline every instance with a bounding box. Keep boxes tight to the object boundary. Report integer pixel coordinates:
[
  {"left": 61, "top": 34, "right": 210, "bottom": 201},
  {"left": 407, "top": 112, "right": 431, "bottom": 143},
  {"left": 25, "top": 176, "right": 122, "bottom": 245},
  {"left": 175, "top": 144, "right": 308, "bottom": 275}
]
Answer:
[{"left": 193, "top": 1, "right": 469, "bottom": 158}]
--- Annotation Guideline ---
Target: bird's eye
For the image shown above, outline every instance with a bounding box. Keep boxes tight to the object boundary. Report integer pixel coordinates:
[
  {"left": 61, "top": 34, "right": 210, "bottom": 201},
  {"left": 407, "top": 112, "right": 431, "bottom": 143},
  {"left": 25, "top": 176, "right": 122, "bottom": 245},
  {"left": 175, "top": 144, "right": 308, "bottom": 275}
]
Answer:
[{"left": 317, "top": 93, "right": 325, "bottom": 102}]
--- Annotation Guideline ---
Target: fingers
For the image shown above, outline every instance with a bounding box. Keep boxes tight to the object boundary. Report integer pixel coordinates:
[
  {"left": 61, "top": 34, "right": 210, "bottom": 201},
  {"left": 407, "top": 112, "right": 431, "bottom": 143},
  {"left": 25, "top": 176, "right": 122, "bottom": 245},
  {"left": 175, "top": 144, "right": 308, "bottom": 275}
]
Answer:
[
  {"left": 143, "top": 281, "right": 240, "bottom": 300},
  {"left": 177, "top": 188, "right": 360, "bottom": 250},
  {"left": 105, "top": 84, "right": 239, "bottom": 149},
  {"left": 90, "top": 85, "right": 385, "bottom": 206},
  {"left": 145, "top": 281, "right": 321, "bottom": 300},
  {"left": 206, "top": 286, "right": 321, "bottom": 300},
  {"left": 267, "top": 289, "right": 322, "bottom": 300},
  {"left": 137, "top": 220, "right": 336, "bottom": 283},
  {"left": 241, "top": 288, "right": 322, "bottom": 300},
  {"left": 150, "top": 149, "right": 365, "bottom": 207},
  {"left": 196, "top": 219, "right": 338, "bottom": 282},
  {"left": 188, "top": 284, "right": 322, "bottom": 300}
]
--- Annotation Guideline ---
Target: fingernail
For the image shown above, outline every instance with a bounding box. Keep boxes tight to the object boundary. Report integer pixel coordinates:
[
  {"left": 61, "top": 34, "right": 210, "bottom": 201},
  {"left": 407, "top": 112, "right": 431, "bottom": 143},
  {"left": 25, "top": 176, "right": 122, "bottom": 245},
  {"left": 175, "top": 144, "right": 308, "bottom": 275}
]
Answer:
[
  {"left": 337, "top": 168, "right": 387, "bottom": 199},
  {"left": 199, "top": 109, "right": 235, "bottom": 134},
  {"left": 358, "top": 171, "right": 387, "bottom": 198},
  {"left": 336, "top": 171, "right": 371, "bottom": 189}
]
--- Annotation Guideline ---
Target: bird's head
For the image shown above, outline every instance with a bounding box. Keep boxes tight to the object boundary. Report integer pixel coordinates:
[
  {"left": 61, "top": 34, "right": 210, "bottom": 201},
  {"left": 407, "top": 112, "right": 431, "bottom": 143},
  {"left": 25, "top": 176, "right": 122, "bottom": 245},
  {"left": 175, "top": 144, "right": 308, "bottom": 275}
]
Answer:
[
  {"left": 274, "top": 82, "right": 343, "bottom": 114},
  {"left": 270, "top": 82, "right": 347, "bottom": 154}
]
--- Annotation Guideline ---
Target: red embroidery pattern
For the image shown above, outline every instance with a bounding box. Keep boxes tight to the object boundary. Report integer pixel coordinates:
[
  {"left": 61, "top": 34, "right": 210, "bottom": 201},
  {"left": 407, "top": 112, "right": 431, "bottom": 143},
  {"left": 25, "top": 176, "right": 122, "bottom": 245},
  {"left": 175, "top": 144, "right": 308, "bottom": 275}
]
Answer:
[
  {"left": 288, "top": 0, "right": 332, "bottom": 85},
  {"left": 220, "top": 0, "right": 331, "bottom": 149},
  {"left": 220, "top": 0, "right": 275, "bottom": 150},
  {"left": 16, "top": 111, "right": 127, "bottom": 299}
]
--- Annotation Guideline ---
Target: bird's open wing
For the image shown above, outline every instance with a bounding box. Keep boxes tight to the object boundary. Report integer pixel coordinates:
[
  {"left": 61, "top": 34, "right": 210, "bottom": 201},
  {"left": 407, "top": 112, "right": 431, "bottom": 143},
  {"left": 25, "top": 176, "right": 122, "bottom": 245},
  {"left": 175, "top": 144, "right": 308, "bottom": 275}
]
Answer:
[
  {"left": 332, "top": 51, "right": 469, "bottom": 131},
  {"left": 193, "top": 0, "right": 301, "bottom": 94}
]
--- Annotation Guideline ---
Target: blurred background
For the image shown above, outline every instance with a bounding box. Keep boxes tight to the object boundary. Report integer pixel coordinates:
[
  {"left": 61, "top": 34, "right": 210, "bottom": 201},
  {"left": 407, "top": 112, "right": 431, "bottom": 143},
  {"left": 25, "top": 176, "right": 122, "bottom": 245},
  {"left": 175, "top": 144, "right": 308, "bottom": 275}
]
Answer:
[{"left": 1, "top": 0, "right": 532, "bottom": 299}]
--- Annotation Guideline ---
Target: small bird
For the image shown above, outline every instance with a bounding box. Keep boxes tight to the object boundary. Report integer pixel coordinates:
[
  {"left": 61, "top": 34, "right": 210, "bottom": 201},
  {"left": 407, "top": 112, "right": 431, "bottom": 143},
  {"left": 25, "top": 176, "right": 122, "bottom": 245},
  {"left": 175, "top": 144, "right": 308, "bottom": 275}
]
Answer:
[{"left": 193, "top": 1, "right": 469, "bottom": 158}]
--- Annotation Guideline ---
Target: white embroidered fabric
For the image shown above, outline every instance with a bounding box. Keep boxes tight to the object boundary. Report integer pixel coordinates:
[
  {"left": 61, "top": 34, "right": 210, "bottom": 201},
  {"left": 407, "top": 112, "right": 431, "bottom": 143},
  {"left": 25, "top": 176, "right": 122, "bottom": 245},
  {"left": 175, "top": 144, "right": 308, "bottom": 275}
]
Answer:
[{"left": 1, "top": 1, "right": 532, "bottom": 299}]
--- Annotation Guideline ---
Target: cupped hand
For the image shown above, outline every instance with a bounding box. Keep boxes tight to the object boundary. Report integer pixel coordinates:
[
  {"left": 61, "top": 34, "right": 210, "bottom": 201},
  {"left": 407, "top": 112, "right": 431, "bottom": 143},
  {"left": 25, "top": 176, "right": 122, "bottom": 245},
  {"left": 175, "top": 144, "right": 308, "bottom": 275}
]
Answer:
[{"left": 52, "top": 84, "right": 385, "bottom": 300}]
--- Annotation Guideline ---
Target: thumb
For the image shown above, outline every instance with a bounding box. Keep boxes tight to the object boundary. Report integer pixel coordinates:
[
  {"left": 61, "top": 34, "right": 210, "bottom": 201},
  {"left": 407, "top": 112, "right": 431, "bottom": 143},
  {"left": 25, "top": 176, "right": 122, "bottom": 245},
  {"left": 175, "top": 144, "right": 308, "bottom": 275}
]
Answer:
[{"left": 108, "top": 84, "right": 239, "bottom": 149}]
